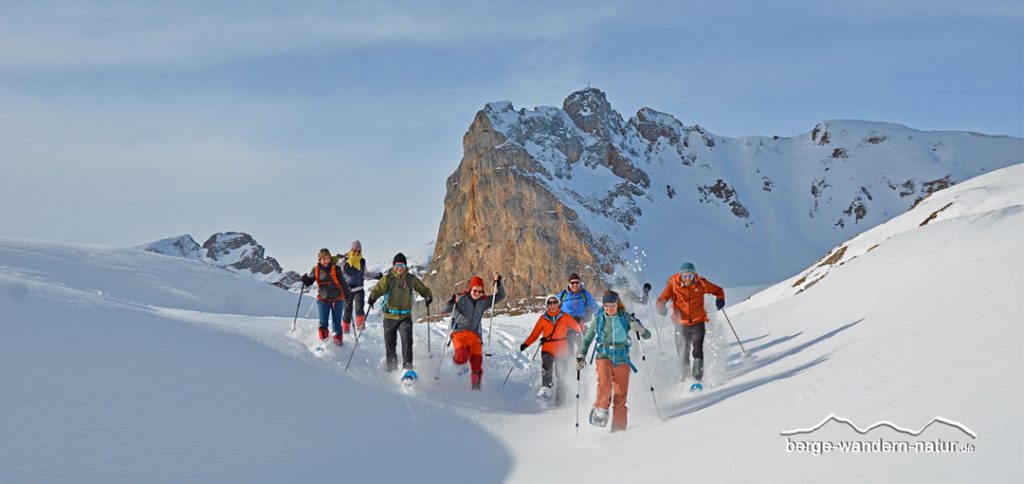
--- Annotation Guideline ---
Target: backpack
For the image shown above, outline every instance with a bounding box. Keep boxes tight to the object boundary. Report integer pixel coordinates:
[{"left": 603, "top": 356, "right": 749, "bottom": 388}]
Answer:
[{"left": 588, "top": 311, "right": 637, "bottom": 372}]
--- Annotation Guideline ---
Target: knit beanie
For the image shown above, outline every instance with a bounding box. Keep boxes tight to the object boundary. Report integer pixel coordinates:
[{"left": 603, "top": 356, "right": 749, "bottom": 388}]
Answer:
[
  {"left": 679, "top": 262, "right": 696, "bottom": 274},
  {"left": 318, "top": 248, "right": 332, "bottom": 261},
  {"left": 469, "top": 276, "right": 485, "bottom": 290},
  {"left": 393, "top": 252, "right": 407, "bottom": 265},
  {"left": 601, "top": 291, "right": 619, "bottom": 304},
  {"left": 351, "top": 240, "right": 362, "bottom": 251},
  {"left": 568, "top": 273, "right": 581, "bottom": 282}
]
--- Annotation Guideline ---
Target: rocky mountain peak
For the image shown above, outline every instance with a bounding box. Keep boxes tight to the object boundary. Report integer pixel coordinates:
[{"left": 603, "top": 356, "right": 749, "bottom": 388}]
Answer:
[
  {"left": 202, "top": 232, "right": 283, "bottom": 276},
  {"left": 562, "top": 87, "right": 623, "bottom": 136}
]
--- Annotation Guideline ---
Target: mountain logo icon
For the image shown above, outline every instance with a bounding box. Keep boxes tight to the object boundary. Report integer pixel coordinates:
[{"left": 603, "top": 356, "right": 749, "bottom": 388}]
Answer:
[{"left": 780, "top": 414, "right": 977, "bottom": 439}]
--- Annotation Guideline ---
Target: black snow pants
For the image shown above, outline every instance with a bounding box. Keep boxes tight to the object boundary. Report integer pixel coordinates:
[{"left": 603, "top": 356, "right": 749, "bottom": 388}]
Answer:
[{"left": 383, "top": 316, "right": 414, "bottom": 372}]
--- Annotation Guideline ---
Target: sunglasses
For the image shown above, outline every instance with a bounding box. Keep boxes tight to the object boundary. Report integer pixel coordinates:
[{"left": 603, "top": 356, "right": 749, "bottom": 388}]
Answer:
[
  {"left": 569, "top": 280, "right": 581, "bottom": 285},
  {"left": 394, "top": 263, "right": 407, "bottom": 269},
  {"left": 681, "top": 273, "right": 696, "bottom": 279},
  {"left": 470, "top": 288, "right": 485, "bottom": 294},
  {"left": 547, "top": 300, "right": 559, "bottom": 305}
]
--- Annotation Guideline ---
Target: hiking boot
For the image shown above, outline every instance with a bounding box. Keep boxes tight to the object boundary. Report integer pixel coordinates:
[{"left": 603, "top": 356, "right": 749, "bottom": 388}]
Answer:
[
  {"left": 355, "top": 315, "right": 366, "bottom": 331},
  {"left": 332, "top": 334, "right": 343, "bottom": 346},
  {"left": 317, "top": 327, "right": 329, "bottom": 341},
  {"left": 692, "top": 358, "right": 704, "bottom": 381}
]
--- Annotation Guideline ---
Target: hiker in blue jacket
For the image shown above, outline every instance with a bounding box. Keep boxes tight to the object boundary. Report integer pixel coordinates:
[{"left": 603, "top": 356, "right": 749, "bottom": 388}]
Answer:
[{"left": 558, "top": 272, "right": 599, "bottom": 353}]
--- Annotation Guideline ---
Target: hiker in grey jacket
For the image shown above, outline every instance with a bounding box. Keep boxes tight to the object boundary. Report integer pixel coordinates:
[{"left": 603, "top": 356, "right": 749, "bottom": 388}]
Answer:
[{"left": 441, "top": 274, "right": 505, "bottom": 390}]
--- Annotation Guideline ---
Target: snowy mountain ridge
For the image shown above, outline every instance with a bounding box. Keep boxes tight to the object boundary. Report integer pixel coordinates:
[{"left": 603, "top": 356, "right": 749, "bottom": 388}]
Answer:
[
  {"left": 427, "top": 87, "right": 1023, "bottom": 301},
  {"left": 137, "top": 232, "right": 301, "bottom": 289}
]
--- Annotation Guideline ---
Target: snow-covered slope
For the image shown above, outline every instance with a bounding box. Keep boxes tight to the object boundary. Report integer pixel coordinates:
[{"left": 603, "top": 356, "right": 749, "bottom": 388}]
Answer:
[
  {"left": 138, "top": 232, "right": 302, "bottom": 289},
  {"left": 2, "top": 166, "right": 1020, "bottom": 482},
  {"left": 741, "top": 163, "right": 1024, "bottom": 310},
  {"left": 0, "top": 238, "right": 509, "bottom": 482},
  {"left": 467, "top": 88, "right": 1023, "bottom": 288}
]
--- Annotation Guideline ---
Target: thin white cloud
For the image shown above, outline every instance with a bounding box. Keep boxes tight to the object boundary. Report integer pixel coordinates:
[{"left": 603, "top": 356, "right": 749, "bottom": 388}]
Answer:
[{"left": 0, "top": 1, "right": 622, "bottom": 70}]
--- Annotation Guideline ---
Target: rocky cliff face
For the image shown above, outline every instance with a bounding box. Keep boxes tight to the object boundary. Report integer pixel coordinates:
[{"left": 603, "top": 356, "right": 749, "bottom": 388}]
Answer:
[{"left": 426, "top": 87, "right": 1023, "bottom": 303}]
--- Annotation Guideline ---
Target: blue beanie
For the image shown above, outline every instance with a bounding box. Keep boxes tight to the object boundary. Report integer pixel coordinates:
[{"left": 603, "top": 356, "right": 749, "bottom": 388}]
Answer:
[
  {"left": 601, "top": 292, "right": 619, "bottom": 304},
  {"left": 679, "top": 262, "right": 696, "bottom": 274}
]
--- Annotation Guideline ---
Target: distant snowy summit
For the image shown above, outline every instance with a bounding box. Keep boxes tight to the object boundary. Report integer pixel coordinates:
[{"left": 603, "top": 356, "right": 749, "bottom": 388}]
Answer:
[
  {"left": 138, "top": 232, "right": 301, "bottom": 289},
  {"left": 426, "top": 87, "right": 1023, "bottom": 300}
]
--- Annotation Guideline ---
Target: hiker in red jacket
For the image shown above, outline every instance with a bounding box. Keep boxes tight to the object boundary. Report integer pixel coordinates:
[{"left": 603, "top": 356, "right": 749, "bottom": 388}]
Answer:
[
  {"left": 520, "top": 294, "right": 581, "bottom": 406},
  {"left": 656, "top": 262, "right": 725, "bottom": 383}
]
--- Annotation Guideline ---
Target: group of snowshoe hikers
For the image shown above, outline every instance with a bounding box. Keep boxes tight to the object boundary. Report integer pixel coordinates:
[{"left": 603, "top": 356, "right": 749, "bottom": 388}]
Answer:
[{"left": 301, "top": 243, "right": 725, "bottom": 433}]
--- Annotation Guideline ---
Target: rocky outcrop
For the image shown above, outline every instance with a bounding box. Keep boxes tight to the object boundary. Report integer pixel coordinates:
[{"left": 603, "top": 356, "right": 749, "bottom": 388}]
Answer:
[{"left": 426, "top": 113, "right": 602, "bottom": 301}]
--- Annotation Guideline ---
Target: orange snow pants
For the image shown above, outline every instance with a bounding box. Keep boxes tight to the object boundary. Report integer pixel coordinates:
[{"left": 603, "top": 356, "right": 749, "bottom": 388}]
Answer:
[
  {"left": 595, "top": 358, "right": 632, "bottom": 431},
  {"left": 452, "top": 330, "right": 483, "bottom": 378}
]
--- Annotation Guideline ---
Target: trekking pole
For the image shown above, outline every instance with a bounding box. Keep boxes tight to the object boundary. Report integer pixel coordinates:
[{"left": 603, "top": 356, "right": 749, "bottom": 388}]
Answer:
[
  {"left": 485, "top": 281, "right": 498, "bottom": 357},
  {"left": 575, "top": 369, "right": 581, "bottom": 437},
  {"left": 304, "top": 298, "right": 316, "bottom": 319},
  {"left": 501, "top": 341, "right": 541, "bottom": 387},
  {"left": 635, "top": 330, "right": 663, "bottom": 421},
  {"left": 426, "top": 302, "right": 432, "bottom": 355},
  {"left": 290, "top": 285, "right": 308, "bottom": 332},
  {"left": 720, "top": 308, "right": 748, "bottom": 357},
  {"left": 434, "top": 332, "right": 452, "bottom": 381},
  {"left": 343, "top": 311, "right": 365, "bottom": 372}
]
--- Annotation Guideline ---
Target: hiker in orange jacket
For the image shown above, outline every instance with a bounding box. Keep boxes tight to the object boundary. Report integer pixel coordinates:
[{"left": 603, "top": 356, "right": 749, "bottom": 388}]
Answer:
[
  {"left": 520, "top": 294, "right": 581, "bottom": 406},
  {"left": 656, "top": 262, "right": 725, "bottom": 383}
]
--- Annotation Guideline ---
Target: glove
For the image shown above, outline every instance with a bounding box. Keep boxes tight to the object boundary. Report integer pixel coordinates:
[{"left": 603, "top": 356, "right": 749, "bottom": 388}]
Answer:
[
  {"left": 425, "top": 296, "right": 433, "bottom": 307},
  {"left": 519, "top": 343, "right": 527, "bottom": 352},
  {"left": 643, "top": 283, "right": 652, "bottom": 293},
  {"left": 367, "top": 297, "right": 376, "bottom": 310},
  {"left": 716, "top": 298, "right": 726, "bottom": 310},
  {"left": 576, "top": 356, "right": 586, "bottom": 371},
  {"left": 300, "top": 275, "right": 313, "bottom": 287},
  {"left": 448, "top": 294, "right": 457, "bottom": 305},
  {"left": 656, "top": 303, "right": 668, "bottom": 316},
  {"left": 629, "top": 317, "right": 644, "bottom": 333},
  {"left": 494, "top": 274, "right": 502, "bottom": 286}
]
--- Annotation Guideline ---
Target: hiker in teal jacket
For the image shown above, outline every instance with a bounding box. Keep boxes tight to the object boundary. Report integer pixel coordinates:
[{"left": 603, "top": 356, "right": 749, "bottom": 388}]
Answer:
[{"left": 576, "top": 290, "right": 651, "bottom": 432}]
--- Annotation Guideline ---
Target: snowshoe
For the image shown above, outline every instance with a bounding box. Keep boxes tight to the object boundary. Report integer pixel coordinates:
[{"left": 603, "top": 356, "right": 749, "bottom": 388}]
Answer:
[
  {"left": 689, "top": 381, "right": 704, "bottom": 393},
  {"left": 536, "top": 386, "right": 553, "bottom": 401},
  {"left": 589, "top": 407, "right": 609, "bottom": 427},
  {"left": 331, "top": 334, "right": 343, "bottom": 346},
  {"left": 401, "top": 370, "right": 418, "bottom": 386},
  {"left": 317, "top": 326, "right": 329, "bottom": 341}
]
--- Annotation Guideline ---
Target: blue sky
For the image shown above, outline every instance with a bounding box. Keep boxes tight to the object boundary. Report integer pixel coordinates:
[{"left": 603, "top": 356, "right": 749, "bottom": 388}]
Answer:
[{"left": 1, "top": 0, "right": 1021, "bottom": 272}]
